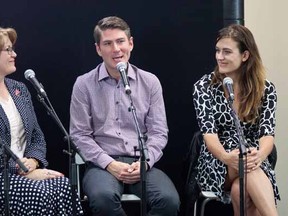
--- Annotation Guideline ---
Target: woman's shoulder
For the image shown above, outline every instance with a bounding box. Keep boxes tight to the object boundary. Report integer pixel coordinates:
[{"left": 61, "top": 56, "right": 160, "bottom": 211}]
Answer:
[
  {"left": 264, "top": 79, "right": 275, "bottom": 87},
  {"left": 5, "top": 78, "right": 27, "bottom": 90},
  {"left": 194, "top": 72, "right": 214, "bottom": 88},
  {"left": 264, "top": 79, "right": 276, "bottom": 94}
]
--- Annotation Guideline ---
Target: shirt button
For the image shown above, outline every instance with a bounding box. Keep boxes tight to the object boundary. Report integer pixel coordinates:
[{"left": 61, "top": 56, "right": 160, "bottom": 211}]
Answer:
[
  {"left": 116, "top": 118, "right": 119, "bottom": 121},
  {"left": 116, "top": 101, "right": 119, "bottom": 104},
  {"left": 125, "top": 142, "right": 128, "bottom": 145}
]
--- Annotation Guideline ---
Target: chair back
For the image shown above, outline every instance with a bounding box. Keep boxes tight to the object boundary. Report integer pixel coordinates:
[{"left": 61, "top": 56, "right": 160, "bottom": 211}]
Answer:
[{"left": 268, "top": 144, "right": 277, "bottom": 169}]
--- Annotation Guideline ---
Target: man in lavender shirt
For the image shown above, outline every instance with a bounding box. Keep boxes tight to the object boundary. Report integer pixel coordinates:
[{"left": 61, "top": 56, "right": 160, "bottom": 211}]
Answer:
[{"left": 69, "top": 16, "right": 180, "bottom": 216}]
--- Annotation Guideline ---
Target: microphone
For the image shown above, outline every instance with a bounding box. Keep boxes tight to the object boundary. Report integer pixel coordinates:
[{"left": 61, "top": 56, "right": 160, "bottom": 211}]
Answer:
[
  {"left": 24, "top": 69, "right": 47, "bottom": 97},
  {"left": 223, "top": 77, "right": 234, "bottom": 102},
  {"left": 116, "top": 62, "right": 131, "bottom": 95}
]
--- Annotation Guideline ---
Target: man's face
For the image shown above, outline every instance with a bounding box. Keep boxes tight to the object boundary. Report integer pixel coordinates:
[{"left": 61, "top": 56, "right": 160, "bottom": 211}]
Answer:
[{"left": 96, "top": 28, "right": 133, "bottom": 75}]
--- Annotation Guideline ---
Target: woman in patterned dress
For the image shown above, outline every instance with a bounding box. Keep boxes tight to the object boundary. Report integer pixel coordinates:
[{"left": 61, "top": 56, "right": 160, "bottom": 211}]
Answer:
[
  {"left": 193, "top": 24, "right": 280, "bottom": 216},
  {"left": 0, "top": 27, "right": 83, "bottom": 215}
]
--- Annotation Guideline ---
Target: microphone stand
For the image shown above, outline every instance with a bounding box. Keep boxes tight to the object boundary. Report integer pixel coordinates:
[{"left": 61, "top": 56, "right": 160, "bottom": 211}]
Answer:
[
  {"left": 36, "top": 93, "right": 86, "bottom": 212},
  {"left": 126, "top": 92, "right": 149, "bottom": 216},
  {"left": 227, "top": 97, "right": 247, "bottom": 216},
  {"left": 0, "top": 138, "right": 29, "bottom": 216}
]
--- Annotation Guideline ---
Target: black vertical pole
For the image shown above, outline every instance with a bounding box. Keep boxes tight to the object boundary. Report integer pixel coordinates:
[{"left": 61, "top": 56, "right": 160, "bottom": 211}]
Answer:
[{"left": 223, "top": 0, "right": 244, "bottom": 26}]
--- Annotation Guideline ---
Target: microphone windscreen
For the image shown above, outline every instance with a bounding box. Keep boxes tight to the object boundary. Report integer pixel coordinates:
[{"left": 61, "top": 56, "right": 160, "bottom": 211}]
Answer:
[
  {"left": 223, "top": 77, "right": 233, "bottom": 85},
  {"left": 24, "top": 69, "right": 35, "bottom": 80},
  {"left": 116, "top": 62, "right": 127, "bottom": 71}
]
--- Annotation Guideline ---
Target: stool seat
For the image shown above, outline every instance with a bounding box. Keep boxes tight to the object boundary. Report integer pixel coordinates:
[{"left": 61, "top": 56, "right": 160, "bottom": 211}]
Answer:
[
  {"left": 121, "top": 194, "right": 141, "bottom": 202},
  {"left": 193, "top": 191, "right": 220, "bottom": 216},
  {"left": 82, "top": 194, "right": 140, "bottom": 202}
]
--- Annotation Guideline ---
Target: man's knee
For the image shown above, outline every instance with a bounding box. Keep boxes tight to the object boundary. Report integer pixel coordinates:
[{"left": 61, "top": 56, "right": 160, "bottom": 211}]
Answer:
[
  {"left": 162, "top": 191, "right": 180, "bottom": 211},
  {"left": 88, "top": 191, "right": 122, "bottom": 214},
  {"left": 149, "top": 190, "right": 180, "bottom": 215}
]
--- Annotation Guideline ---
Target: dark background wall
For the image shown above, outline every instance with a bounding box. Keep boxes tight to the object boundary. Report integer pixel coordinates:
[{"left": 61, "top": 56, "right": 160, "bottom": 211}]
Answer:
[{"left": 1, "top": 1, "right": 225, "bottom": 215}]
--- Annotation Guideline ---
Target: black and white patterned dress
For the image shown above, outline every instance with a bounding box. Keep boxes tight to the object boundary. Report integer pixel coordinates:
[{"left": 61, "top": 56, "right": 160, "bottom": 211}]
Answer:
[
  {"left": 0, "top": 78, "right": 83, "bottom": 215},
  {"left": 192, "top": 72, "right": 280, "bottom": 203}
]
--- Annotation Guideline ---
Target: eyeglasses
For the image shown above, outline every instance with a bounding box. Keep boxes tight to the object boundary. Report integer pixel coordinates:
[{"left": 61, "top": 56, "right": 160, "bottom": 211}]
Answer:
[{"left": 1, "top": 46, "right": 15, "bottom": 55}]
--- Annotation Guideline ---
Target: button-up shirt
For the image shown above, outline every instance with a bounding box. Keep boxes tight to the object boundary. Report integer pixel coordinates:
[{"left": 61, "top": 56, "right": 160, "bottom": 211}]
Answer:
[{"left": 69, "top": 62, "right": 168, "bottom": 169}]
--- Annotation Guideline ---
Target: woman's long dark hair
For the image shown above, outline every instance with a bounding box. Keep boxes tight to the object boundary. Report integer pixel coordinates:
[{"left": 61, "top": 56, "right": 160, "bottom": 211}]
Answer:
[{"left": 212, "top": 24, "right": 265, "bottom": 123}]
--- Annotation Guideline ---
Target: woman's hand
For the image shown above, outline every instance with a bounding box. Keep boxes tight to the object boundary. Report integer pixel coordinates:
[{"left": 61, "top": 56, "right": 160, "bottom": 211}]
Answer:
[
  {"left": 17, "top": 157, "right": 39, "bottom": 175},
  {"left": 223, "top": 148, "right": 240, "bottom": 171},
  {"left": 22, "top": 168, "right": 64, "bottom": 180},
  {"left": 246, "top": 147, "right": 262, "bottom": 172}
]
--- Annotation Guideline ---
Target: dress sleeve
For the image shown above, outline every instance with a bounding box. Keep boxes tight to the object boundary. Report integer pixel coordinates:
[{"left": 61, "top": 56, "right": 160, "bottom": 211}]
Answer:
[
  {"left": 258, "top": 80, "right": 277, "bottom": 138},
  {"left": 20, "top": 83, "right": 48, "bottom": 168},
  {"left": 192, "top": 74, "right": 218, "bottom": 134}
]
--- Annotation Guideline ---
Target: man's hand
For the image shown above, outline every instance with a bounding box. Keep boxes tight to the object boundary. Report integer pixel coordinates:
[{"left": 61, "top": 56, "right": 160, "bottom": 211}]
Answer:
[{"left": 106, "top": 161, "right": 141, "bottom": 184}]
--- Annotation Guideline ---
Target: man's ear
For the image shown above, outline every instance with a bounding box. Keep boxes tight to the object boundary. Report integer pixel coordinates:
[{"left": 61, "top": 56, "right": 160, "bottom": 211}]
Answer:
[
  {"left": 129, "top": 37, "right": 134, "bottom": 52},
  {"left": 95, "top": 43, "right": 102, "bottom": 57}
]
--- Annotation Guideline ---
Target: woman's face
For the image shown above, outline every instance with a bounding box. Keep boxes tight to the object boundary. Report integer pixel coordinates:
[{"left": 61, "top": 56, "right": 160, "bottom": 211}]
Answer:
[
  {"left": 215, "top": 37, "right": 249, "bottom": 77},
  {"left": 0, "top": 36, "right": 17, "bottom": 77}
]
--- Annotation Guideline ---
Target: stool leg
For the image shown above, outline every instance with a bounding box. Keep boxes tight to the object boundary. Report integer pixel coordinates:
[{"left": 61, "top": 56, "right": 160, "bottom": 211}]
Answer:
[
  {"left": 193, "top": 199, "right": 198, "bottom": 216},
  {"left": 200, "top": 197, "right": 215, "bottom": 216}
]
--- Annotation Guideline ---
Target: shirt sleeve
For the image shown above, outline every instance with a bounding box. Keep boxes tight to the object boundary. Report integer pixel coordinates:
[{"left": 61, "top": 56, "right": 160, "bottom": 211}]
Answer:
[
  {"left": 144, "top": 76, "right": 168, "bottom": 168},
  {"left": 69, "top": 77, "right": 114, "bottom": 169}
]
